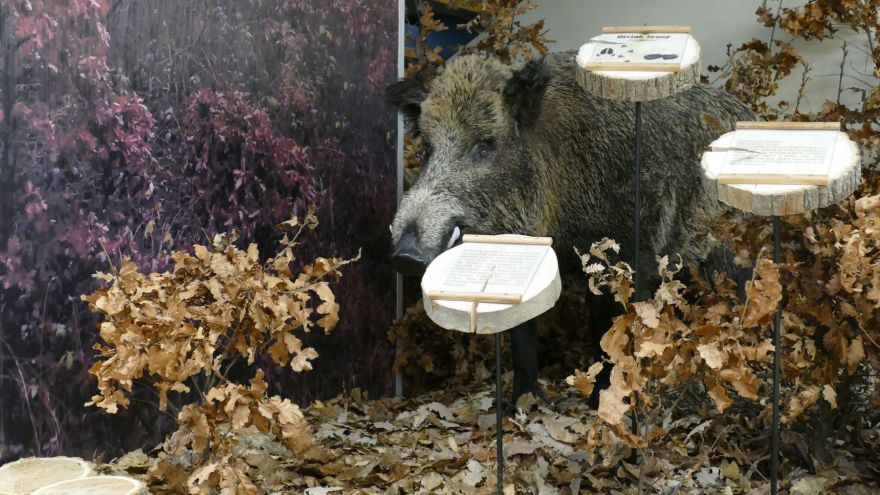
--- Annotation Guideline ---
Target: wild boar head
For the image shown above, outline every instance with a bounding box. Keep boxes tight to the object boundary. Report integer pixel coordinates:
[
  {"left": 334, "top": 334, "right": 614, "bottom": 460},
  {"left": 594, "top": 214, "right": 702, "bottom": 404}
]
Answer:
[{"left": 386, "top": 55, "right": 551, "bottom": 275}]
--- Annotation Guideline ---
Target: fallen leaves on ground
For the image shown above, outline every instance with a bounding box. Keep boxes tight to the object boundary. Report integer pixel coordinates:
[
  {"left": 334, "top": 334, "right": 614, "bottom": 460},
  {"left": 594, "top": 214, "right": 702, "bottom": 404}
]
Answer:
[{"left": 102, "top": 378, "right": 880, "bottom": 494}]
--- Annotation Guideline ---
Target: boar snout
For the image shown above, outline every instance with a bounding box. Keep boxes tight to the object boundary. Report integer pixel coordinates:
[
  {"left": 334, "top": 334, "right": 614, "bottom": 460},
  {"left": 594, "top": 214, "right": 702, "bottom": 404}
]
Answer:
[
  {"left": 390, "top": 185, "right": 470, "bottom": 275},
  {"left": 390, "top": 223, "right": 464, "bottom": 275},
  {"left": 390, "top": 226, "right": 427, "bottom": 275}
]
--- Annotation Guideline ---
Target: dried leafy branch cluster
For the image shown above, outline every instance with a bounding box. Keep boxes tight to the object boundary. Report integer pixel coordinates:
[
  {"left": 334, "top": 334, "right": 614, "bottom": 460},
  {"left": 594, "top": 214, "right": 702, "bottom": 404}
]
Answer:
[
  {"left": 82, "top": 210, "right": 357, "bottom": 492},
  {"left": 569, "top": 190, "right": 879, "bottom": 462},
  {"left": 708, "top": 0, "right": 879, "bottom": 152},
  {"left": 406, "top": 0, "right": 549, "bottom": 77},
  {"left": 567, "top": 242, "right": 759, "bottom": 455},
  {"left": 457, "top": 0, "right": 551, "bottom": 64}
]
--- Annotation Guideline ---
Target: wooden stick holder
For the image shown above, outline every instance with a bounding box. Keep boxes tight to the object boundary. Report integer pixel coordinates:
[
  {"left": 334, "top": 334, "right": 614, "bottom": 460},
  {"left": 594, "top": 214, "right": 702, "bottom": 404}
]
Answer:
[
  {"left": 461, "top": 234, "right": 553, "bottom": 245},
  {"left": 736, "top": 121, "right": 841, "bottom": 131},
  {"left": 602, "top": 25, "right": 691, "bottom": 34}
]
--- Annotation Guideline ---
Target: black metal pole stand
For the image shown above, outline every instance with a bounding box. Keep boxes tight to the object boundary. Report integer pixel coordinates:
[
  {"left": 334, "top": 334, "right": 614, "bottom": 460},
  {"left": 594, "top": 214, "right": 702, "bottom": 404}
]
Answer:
[
  {"left": 630, "top": 101, "right": 642, "bottom": 455},
  {"left": 770, "top": 216, "right": 782, "bottom": 494},
  {"left": 495, "top": 332, "right": 504, "bottom": 495},
  {"left": 633, "top": 102, "right": 642, "bottom": 302}
]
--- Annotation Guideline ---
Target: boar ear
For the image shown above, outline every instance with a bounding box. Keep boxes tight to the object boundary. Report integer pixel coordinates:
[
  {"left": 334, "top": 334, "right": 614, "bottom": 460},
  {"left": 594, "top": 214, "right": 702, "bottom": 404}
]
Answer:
[
  {"left": 385, "top": 77, "right": 427, "bottom": 130},
  {"left": 503, "top": 59, "right": 552, "bottom": 128}
]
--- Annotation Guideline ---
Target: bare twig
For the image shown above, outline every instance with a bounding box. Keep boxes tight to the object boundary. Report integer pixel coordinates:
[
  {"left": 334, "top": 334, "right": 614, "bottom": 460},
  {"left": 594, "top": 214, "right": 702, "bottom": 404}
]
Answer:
[
  {"left": 837, "top": 41, "right": 849, "bottom": 107},
  {"left": 768, "top": 0, "right": 783, "bottom": 48},
  {"left": 792, "top": 62, "right": 813, "bottom": 115},
  {"left": 859, "top": 323, "right": 880, "bottom": 351},
  {"left": 2, "top": 341, "right": 42, "bottom": 456}
]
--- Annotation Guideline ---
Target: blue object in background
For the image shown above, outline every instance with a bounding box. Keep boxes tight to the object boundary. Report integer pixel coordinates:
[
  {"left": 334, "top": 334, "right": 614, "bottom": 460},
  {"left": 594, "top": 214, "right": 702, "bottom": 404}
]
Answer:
[{"left": 405, "top": 3, "right": 479, "bottom": 60}]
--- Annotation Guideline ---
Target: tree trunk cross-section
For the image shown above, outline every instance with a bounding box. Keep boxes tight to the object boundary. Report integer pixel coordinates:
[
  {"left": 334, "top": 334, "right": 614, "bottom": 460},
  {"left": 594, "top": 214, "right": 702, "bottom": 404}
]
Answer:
[
  {"left": 0, "top": 457, "right": 94, "bottom": 495},
  {"left": 701, "top": 130, "right": 861, "bottom": 216},
  {"left": 575, "top": 33, "right": 700, "bottom": 102},
  {"left": 421, "top": 236, "right": 561, "bottom": 335},
  {"left": 575, "top": 30, "right": 700, "bottom": 102}
]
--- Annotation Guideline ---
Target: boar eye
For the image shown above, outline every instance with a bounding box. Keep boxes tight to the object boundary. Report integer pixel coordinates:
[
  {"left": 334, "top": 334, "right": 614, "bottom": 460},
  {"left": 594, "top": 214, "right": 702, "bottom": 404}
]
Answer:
[{"left": 470, "top": 139, "right": 495, "bottom": 163}]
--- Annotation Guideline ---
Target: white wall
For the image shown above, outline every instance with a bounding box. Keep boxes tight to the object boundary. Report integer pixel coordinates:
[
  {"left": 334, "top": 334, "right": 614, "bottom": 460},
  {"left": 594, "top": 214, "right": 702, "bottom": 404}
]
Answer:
[{"left": 520, "top": 0, "right": 875, "bottom": 114}]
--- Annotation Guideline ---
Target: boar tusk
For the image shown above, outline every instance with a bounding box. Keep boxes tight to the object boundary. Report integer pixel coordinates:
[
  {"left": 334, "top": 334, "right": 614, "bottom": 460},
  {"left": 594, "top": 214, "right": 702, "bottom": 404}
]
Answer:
[
  {"left": 389, "top": 224, "right": 393, "bottom": 234},
  {"left": 446, "top": 226, "right": 461, "bottom": 250}
]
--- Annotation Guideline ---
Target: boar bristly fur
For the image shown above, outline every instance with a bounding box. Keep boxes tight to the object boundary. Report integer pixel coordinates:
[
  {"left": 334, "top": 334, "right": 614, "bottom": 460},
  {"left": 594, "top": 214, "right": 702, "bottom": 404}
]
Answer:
[{"left": 387, "top": 53, "right": 755, "bottom": 408}]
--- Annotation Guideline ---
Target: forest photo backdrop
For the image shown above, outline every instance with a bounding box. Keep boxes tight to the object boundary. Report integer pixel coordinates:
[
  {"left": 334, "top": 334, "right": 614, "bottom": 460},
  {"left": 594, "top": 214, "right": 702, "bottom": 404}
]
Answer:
[{"left": 0, "top": 0, "right": 397, "bottom": 459}]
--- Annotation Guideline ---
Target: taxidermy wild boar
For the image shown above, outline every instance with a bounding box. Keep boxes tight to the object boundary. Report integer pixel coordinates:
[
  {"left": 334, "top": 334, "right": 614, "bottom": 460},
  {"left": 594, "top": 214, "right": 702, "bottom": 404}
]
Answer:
[{"left": 386, "top": 53, "right": 754, "bottom": 408}]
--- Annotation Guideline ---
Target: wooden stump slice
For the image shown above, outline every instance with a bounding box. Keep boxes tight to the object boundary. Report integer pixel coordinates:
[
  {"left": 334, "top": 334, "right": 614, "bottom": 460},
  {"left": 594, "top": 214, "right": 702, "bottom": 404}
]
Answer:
[
  {"left": 31, "top": 476, "right": 147, "bottom": 495},
  {"left": 701, "top": 130, "right": 861, "bottom": 216},
  {"left": 0, "top": 457, "right": 93, "bottom": 495},
  {"left": 421, "top": 235, "right": 561, "bottom": 334},
  {"left": 576, "top": 33, "right": 700, "bottom": 102}
]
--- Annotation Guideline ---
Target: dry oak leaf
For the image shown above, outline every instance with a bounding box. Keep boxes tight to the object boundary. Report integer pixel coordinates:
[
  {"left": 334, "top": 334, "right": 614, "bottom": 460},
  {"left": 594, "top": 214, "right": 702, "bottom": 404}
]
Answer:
[
  {"left": 718, "top": 363, "right": 759, "bottom": 400},
  {"left": 177, "top": 405, "right": 211, "bottom": 452},
  {"left": 634, "top": 340, "right": 671, "bottom": 359},
  {"left": 823, "top": 384, "right": 837, "bottom": 409},
  {"left": 188, "top": 461, "right": 220, "bottom": 491},
  {"left": 846, "top": 335, "right": 865, "bottom": 375},
  {"left": 601, "top": 313, "right": 635, "bottom": 364},
  {"left": 708, "top": 382, "right": 733, "bottom": 413},
  {"left": 743, "top": 258, "right": 782, "bottom": 327},
  {"left": 632, "top": 301, "right": 660, "bottom": 329},
  {"left": 697, "top": 342, "right": 727, "bottom": 370},
  {"left": 566, "top": 362, "right": 604, "bottom": 398},
  {"left": 784, "top": 385, "right": 821, "bottom": 422},
  {"left": 754, "top": 339, "right": 775, "bottom": 363},
  {"left": 597, "top": 366, "right": 632, "bottom": 427}
]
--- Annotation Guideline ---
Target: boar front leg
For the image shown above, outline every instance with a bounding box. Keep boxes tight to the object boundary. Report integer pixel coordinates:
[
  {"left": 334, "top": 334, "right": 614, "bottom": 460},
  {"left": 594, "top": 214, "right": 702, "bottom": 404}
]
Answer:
[{"left": 507, "top": 319, "right": 549, "bottom": 414}]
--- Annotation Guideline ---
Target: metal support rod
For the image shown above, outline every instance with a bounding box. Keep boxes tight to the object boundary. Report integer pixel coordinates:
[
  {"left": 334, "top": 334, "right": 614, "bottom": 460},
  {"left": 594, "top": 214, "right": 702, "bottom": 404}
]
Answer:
[
  {"left": 630, "top": 101, "right": 642, "bottom": 451},
  {"left": 394, "top": 0, "right": 405, "bottom": 398},
  {"left": 495, "top": 332, "right": 504, "bottom": 495},
  {"left": 633, "top": 103, "right": 641, "bottom": 299},
  {"left": 0, "top": 20, "right": 18, "bottom": 451},
  {"left": 1, "top": 30, "right": 15, "bottom": 245},
  {"left": 770, "top": 216, "right": 782, "bottom": 495}
]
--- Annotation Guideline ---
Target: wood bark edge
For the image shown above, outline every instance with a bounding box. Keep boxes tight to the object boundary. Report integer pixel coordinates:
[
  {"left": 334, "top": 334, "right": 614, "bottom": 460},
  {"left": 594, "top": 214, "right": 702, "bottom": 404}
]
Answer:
[
  {"left": 576, "top": 55, "right": 700, "bottom": 102},
  {"left": 584, "top": 62, "right": 681, "bottom": 73}
]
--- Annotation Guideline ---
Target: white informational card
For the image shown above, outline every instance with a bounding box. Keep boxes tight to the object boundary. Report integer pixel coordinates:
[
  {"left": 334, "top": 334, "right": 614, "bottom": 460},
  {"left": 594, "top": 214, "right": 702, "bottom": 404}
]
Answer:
[
  {"left": 718, "top": 129, "right": 840, "bottom": 185},
  {"left": 440, "top": 243, "right": 550, "bottom": 296},
  {"left": 585, "top": 32, "right": 689, "bottom": 69}
]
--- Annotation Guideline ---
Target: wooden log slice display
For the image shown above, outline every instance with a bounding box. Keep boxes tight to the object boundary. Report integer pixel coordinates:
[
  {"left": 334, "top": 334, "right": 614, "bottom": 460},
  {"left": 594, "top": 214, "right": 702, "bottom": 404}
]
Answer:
[
  {"left": 0, "top": 457, "right": 93, "bottom": 495},
  {"left": 701, "top": 123, "right": 861, "bottom": 216},
  {"left": 31, "top": 476, "right": 147, "bottom": 495},
  {"left": 421, "top": 234, "right": 561, "bottom": 334},
  {"left": 576, "top": 26, "right": 700, "bottom": 102}
]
